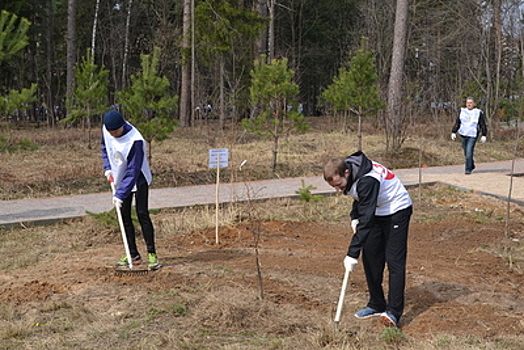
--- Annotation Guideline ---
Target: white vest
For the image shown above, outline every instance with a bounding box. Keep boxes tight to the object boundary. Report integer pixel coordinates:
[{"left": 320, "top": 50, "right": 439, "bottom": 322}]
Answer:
[
  {"left": 102, "top": 124, "right": 152, "bottom": 191},
  {"left": 348, "top": 161, "right": 412, "bottom": 216},
  {"left": 458, "top": 108, "right": 481, "bottom": 137}
]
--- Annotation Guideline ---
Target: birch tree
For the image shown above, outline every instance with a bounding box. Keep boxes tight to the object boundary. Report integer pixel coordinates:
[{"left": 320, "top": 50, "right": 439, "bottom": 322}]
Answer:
[
  {"left": 122, "top": 0, "right": 133, "bottom": 90},
  {"left": 91, "top": 0, "right": 101, "bottom": 57}
]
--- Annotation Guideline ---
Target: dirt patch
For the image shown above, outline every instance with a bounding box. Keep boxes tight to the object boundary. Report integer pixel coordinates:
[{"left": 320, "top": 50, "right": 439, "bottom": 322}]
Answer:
[
  {"left": 0, "top": 280, "right": 69, "bottom": 304},
  {"left": 0, "top": 188, "right": 523, "bottom": 348},
  {"left": 2, "top": 218, "right": 523, "bottom": 338}
]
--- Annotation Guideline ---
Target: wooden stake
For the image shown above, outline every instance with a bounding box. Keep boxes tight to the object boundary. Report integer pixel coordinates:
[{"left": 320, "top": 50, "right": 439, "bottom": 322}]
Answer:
[{"left": 215, "top": 153, "right": 220, "bottom": 244}]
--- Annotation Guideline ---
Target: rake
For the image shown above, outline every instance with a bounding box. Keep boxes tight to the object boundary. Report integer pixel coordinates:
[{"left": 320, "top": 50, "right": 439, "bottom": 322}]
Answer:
[{"left": 111, "top": 182, "right": 149, "bottom": 276}]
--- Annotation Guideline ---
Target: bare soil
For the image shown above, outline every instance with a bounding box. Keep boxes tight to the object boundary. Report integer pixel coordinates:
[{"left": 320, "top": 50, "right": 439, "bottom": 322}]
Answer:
[
  {"left": 0, "top": 185, "right": 523, "bottom": 349},
  {"left": 1, "top": 121, "right": 524, "bottom": 348}
]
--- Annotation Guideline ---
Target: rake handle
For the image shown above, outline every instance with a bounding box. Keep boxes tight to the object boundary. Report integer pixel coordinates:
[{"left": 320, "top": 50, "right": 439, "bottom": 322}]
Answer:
[
  {"left": 334, "top": 268, "right": 351, "bottom": 325},
  {"left": 111, "top": 182, "right": 133, "bottom": 270}
]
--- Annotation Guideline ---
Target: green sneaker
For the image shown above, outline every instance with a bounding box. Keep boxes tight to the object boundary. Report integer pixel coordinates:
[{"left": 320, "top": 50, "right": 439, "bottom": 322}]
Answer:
[
  {"left": 115, "top": 254, "right": 142, "bottom": 267},
  {"left": 148, "top": 253, "right": 161, "bottom": 270}
]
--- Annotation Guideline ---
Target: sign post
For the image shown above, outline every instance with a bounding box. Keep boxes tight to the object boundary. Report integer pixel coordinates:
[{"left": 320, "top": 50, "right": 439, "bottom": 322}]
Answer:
[{"left": 209, "top": 148, "right": 229, "bottom": 244}]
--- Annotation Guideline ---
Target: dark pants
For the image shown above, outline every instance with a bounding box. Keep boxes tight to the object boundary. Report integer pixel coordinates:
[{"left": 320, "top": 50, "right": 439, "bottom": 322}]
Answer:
[
  {"left": 461, "top": 136, "right": 477, "bottom": 173},
  {"left": 362, "top": 206, "right": 412, "bottom": 322},
  {"left": 120, "top": 180, "right": 156, "bottom": 257}
]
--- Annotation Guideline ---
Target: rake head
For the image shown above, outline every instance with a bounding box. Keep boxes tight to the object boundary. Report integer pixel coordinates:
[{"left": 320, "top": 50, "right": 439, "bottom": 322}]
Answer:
[{"left": 114, "top": 267, "right": 149, "bottom": 277}]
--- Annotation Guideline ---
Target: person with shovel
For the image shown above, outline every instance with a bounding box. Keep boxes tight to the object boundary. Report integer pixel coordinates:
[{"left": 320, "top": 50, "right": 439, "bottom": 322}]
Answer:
[
  {"left": 101, "top": 109, "right": 161, "bottom": 270},
  {"left": 323, "top": 151, "right": 412, "bottom": 328}
]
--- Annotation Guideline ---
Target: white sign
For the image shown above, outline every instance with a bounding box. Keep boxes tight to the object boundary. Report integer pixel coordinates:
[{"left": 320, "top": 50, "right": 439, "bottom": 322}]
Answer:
[{"left": 208, "top": 148, "right": 229, "bottom": 168}]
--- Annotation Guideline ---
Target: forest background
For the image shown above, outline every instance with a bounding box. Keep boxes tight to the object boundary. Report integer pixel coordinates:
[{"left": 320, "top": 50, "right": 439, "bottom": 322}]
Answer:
[{"left": 1, "top": 0, "right": 524, "bottom": 148}]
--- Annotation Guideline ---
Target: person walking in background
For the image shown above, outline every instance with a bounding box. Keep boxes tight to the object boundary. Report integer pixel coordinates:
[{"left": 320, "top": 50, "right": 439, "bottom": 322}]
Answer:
[
  {"left": 101, "top": 110, "right": 161, "bottom": 270},
  {"left": 451, "top": 97, "right": 487, "bottom": 175},
  {"left": 323, "top": 151, "right": 413, "bottom": 328}
]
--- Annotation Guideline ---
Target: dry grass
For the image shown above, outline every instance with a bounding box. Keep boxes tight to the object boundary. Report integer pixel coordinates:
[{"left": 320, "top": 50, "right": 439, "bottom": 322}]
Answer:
[
  {"left": 1, "top": 118, "right": 523, "bottom": 349},
  {"left": 1, "top": 182, "right": 524, "bottom": 348},
  {"left": 1, "top": 117, "right": 522, "bottom": 200},
  {"left": 0, "top": 188, "right": 523, "bottom": 349}
]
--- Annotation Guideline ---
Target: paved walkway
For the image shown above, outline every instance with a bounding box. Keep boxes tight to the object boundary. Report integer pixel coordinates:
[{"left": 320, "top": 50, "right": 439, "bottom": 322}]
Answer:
[{"left": 1, "top": 159, "right": 524, "bottom": 228}]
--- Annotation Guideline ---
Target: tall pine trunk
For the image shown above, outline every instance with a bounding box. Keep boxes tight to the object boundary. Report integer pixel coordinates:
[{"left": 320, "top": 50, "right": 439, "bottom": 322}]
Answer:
[
  {"left": 45, "top": 0, "right": 55, "bottom": 127},
  {"left": 255, "top": 0, "right": 267, "bottom": 57},
  {"left": 66, "top": 0, "right": 77, "bottom": 116},
  {"left": 386, "top": 0, "right": 408, "bottom": 153},
  {"left": 179, "top": 0, "right": 192, "bottom": 127}
]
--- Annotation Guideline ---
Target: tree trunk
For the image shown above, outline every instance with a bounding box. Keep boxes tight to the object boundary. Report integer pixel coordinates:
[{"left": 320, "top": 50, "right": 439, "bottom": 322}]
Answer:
[
  {"left": 190, "top": 0, "right": 196, "bottom": 126},
  {"left": 267, "top": 0, "right": 275, "bottom": 63},
  {"left": 219, "top": 57, "right": 225, "bottom": 129},
  {"left": 122, "top": 0, "right": 133, "bottom": 90},
  {"left": 358, "top": 108, "right": 363, "bottom": 151},
  {"left": 45, "top": 0, "right": 55, "bottom": 127},
  {"left": 179, "top": 0, "right": 191, "bottom": 127},
  {"left": 255, "top": 0, "right": 268, "bottom": 57},
  {"left": 271, "top": 131, "right": 278, "bottom": 172},
  {"left": 491, "top": 0, "right": 501, "bottom": 136},
  {"left": 91, "top": 0, "right": 101, "bottom": 57},
  {"left": 250, "top": 0, "right": 268, "bottom": 120},
  {"left": 386, "top": 0, "right": 408, "bottom": 153},
  {"left": 87, "top": 106, "right": 92, "bottom": 149},
  {"left": 521, "top": 6, "right": 524, "bottom": 83},
  {"left": 66, "top": 0, "right": 77, "bottom": 112}
]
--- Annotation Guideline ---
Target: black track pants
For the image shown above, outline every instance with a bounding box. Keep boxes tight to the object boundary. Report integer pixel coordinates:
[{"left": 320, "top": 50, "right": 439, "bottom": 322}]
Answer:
[
  {"left": 362, "top": 205, "right": 412, "bottom": 321},
  {"left": 120, "top": 181, "right": 156, "bottom": 257}
]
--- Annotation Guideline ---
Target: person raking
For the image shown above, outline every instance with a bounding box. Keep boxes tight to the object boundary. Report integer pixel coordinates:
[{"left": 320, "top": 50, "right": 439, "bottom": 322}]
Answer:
[
  {"left": 323, "top": 151, "right": 413, "bottom": 327},
  {"left": 101, "top": 109, "right": 161, "bottom": 270}
]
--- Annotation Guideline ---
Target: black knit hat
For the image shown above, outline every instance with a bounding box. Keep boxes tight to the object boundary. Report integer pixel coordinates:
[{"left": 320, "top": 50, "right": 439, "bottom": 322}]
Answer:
[{"left": 104, "top": 110, "right": 125, "bottom": 131}]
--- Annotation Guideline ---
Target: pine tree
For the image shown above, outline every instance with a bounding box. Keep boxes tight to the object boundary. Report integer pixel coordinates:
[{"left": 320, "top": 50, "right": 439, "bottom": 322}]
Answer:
[
  {"left": 118, "top": 47, "right": 178, "bottom": 163},
  {"left": 243, "top": 55, "right": 308, "bottom": 172},
  {"left": 322, "top": 38, "right": 384, "bottom": 150},
  {"left": 194, "top": 0, "right": 265, "bottom": 128},
  {"left": 0, "top": 9, "right": 34, "bottom": 121},
  {"left": 0, "top": 84, "right": 37, "bottom": 121},
  {"left": 63, "top": 49, "right": 109, "bottom": 148},
  {"left": 0, "top": 10, "right": 30, "bottom": 64}
]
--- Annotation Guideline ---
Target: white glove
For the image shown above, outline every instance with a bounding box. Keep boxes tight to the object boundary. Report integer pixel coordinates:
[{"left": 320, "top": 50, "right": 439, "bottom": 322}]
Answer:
[
  {"left": 451, "top": 133, "right": 456, "bottom": 141},
  {"left": 351, "top": 219, "right": 359, "bottom": 234},
  {"left": 112, "top": 196, "right": 123, "bottom": 208},
  {"left": 104, "top": 169, "right": 114, "bottom": 183},
  {"left": 343, "top": 256, "right": 358, "bottom": 273},
  {"left": 480, "top": 136, "right": 486, "bottom": 143}
]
